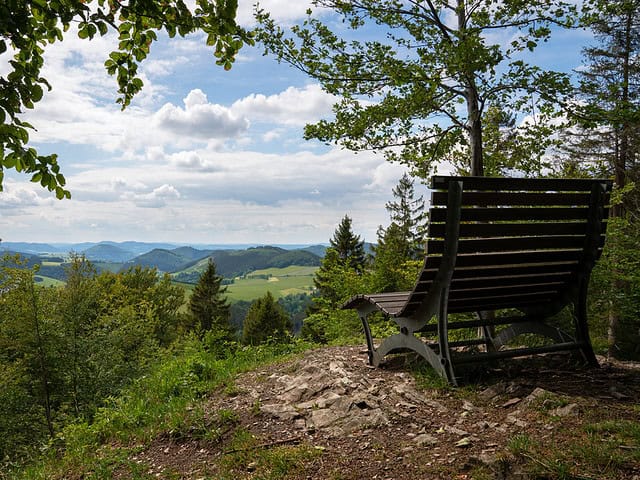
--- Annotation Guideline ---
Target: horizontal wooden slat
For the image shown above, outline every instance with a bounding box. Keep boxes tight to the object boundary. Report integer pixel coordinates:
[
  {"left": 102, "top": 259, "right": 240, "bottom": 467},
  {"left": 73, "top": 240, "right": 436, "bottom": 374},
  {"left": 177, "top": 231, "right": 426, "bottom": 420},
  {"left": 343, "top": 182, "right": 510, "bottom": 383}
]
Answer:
[
  {"left": 418, "top": 315, "right": 535, "bottom": 333},
  {"left": 431, "top": 175, "right": 612, "bottom": 192},
  {"left": 429, "top": 207, "right": 592, "bottom": 222},
  {"left": 426, "top": 235, "right": 598, "bottom": 254},
  {"left": 428, "top": 221, "right": 608, "bottom": 239},
  {"left": 431, "top": 191, "right": 595, "bottom": 207},
  {"left": 447, "top": 293, "right": 557, "bottom": 313},
  {"left": 448, "top": 283, "right": 564, "bottom": 300},
  {"left": 453, "top": 342, "right": 581, "bottom": 364},
  {"left": 416, "top": 261, "right": 580, "bottom": 285},
  {"left": 424, "top": 250, "right": 583, "bottom": 269},
  {"left": 415, "top": 272, "right": 573, "bottom": 293}
]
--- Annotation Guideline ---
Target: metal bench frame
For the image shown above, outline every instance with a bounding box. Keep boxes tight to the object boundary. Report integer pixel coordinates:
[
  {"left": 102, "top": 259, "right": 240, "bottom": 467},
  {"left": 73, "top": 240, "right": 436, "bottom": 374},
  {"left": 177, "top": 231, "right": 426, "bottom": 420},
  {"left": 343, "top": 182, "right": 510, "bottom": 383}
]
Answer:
[{"left": 344, "top": 176, "right": 612, "bottom": 385}]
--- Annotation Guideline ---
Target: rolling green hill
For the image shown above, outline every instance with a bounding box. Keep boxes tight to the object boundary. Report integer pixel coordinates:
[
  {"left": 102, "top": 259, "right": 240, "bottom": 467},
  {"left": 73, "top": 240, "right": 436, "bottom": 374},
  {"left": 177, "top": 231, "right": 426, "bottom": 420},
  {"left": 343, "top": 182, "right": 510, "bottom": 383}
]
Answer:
[
  {"left": 120, "top": 248, "right": 208, "bottom": 273},
  {"left": 177, "top": 265, "right": 318, "bottom": 303},
  {"left": 171, "top": 246, "right": 321, "bottom": 283}
]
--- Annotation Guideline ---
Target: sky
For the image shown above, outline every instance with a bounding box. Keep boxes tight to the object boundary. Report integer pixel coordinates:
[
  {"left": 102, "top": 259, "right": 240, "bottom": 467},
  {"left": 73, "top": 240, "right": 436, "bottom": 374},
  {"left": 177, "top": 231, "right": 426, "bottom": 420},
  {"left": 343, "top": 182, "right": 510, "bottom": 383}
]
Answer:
[{"left": 0, "top": 1, "right": 594, "bottom": 246}]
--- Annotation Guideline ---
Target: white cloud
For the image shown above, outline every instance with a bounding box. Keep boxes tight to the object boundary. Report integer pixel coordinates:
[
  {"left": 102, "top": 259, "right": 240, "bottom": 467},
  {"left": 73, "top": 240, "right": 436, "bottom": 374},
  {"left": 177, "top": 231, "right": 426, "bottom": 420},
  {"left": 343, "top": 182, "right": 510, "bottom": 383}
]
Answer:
[
  {"left": 125, "top": 184, "right": 182, "bottom": 208},
  {"left": 154, "top": 89, "right": 250, "bottom": 139},
  {"left": 0, "top": 184, "right": 55, "bottom": 212},
  {"left": 236, "top": 0, "right": 316, "bottom": 26},
  {"left": 3, "top": 145, "right": 407, "bottom": 243},
  {"left": 232, "top": 84, "right": 334, "bottom": 126}
]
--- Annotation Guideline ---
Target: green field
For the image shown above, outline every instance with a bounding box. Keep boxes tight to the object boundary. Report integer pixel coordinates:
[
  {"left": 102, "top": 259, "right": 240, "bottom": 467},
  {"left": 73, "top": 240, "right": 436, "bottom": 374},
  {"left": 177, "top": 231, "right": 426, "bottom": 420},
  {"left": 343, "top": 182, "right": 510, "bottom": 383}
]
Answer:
[
  {"left": 35, "top": 276, "right": 66, "bottom": 287},
  {"left": 175, "top": 266, "right": 318, "bottom": 303}
]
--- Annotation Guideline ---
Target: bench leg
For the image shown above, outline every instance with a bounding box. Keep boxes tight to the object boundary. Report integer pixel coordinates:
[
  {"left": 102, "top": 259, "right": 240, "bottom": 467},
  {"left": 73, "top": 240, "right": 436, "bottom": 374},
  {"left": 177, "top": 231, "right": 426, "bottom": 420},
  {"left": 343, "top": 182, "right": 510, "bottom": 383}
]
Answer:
[
  {"left": 437, "top": 288, "right": 457, "bottom": 384},
  {"left": 373, "top": 332, "right": 457, "bottom": 385},
  {"left": 575, "top": 279, "right": 599, "bottom": 367},
  {"left": 360, "top": 314, "right": 375, "bottom": 366}
]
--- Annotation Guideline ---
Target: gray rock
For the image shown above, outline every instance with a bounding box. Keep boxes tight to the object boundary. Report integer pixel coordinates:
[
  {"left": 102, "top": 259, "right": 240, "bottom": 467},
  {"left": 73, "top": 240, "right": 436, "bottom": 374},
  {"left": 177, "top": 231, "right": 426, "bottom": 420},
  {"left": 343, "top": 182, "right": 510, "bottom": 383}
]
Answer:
[
  {"left": 551, "top": 403, "right": 580, "bottom": 417},
  {"left": 413, "top": 433, "right": 438, "bottom": 446}
]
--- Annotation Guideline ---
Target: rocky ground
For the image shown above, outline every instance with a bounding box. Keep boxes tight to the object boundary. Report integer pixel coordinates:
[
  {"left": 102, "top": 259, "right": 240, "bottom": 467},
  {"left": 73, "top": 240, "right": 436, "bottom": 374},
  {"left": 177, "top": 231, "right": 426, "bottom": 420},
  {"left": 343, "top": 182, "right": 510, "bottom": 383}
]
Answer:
[{"left": 129, "top": 345, "right": 640, "bottom": 479}]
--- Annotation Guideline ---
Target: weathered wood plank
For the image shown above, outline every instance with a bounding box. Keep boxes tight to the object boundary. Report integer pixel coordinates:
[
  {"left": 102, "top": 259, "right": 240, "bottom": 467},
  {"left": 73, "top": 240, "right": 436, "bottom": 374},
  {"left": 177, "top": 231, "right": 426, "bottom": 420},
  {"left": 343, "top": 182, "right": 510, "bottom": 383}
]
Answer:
[
  {"left": 429, "top": 206, "right": 593, "bottom": 222},
  {"left": 428, "top": 221, "right": 607, "bottom": 238},
  {"left": 431, "top": 191, "right": 595, "bottom": 206},
  {"left": 431, "top": 175, "right": 612, "bottom": 192},
  {"left": 426, "top": 235, "right": 599, "bottom": 254}
]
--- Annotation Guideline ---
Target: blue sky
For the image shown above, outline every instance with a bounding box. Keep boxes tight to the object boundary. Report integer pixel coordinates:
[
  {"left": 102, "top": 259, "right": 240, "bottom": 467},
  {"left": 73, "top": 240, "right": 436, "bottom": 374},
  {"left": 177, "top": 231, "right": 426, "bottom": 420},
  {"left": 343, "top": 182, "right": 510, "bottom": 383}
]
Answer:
[{"left": 1, "top": 1, "right": 593, "bottom": 245}]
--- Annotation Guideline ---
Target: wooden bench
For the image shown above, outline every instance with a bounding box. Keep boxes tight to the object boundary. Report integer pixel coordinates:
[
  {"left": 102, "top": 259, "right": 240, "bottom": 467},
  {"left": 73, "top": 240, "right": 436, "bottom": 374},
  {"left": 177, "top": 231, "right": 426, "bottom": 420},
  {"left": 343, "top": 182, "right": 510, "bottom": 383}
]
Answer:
[{"left": 343, "top": 176, "right": 612, "bottom": 385}]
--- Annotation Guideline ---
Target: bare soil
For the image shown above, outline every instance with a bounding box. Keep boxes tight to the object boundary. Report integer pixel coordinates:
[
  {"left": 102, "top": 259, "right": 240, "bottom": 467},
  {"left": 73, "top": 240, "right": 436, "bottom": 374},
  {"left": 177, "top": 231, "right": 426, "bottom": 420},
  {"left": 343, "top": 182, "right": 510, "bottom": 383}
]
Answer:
[{"left": 128, "top": 345, "right": 640, "bottom": 479}]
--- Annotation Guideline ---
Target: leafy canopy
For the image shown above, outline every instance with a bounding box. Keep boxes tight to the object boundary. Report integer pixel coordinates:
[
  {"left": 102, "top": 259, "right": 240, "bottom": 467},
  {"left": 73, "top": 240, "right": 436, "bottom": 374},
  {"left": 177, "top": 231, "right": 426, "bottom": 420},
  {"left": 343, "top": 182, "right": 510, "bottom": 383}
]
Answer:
[
  {"left": 0, "top": 0, "right": 252, "bottom": 197},
  {"left": 257, "top": 0, "right": 576, "bottom": 177}
]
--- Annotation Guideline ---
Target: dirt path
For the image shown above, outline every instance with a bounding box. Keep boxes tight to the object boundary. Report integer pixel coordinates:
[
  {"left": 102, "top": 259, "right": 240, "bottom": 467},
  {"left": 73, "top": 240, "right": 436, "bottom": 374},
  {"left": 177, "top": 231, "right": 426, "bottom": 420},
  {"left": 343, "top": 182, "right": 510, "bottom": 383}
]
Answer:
[{"left": 130, "top": 345, "right": 640, "bottom": 479}]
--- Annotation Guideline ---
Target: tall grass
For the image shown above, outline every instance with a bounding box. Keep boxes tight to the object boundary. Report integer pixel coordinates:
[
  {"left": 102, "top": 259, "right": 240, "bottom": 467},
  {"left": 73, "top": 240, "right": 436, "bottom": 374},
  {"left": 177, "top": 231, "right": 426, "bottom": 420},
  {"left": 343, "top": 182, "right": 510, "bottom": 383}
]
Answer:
[{"left": 10, "top": 337, "right": 314, "bottom": 480}]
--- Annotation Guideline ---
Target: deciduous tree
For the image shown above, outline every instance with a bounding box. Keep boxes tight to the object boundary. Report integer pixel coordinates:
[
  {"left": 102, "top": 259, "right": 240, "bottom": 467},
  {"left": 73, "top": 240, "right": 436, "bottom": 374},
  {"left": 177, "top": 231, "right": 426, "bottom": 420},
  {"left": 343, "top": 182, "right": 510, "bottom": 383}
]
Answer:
[
  {"left": 1, "top": 0, "right": 252, "bottom": 195},
  {"left": 257, "top": 0, "right": 576, "bottom": 177}
]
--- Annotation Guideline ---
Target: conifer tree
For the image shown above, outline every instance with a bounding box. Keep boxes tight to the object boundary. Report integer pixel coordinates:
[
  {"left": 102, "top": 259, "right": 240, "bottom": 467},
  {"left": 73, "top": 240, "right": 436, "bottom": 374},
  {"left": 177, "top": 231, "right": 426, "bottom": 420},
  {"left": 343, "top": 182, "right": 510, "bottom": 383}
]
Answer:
[
  {"left": 313, "top": 215, "right": 367, "bottom": 306},
  {"left": 242, "top": 292, "right": 292, "bottom": 345},
  {"left": 188, "top": 259, "right": 232, "bottom": 339},
  {"left": 560, "top": 0, "right": 640, "bottom": 359},
  {"left": 379, "top": 173, "right": 427, "bottom": 260},
  {"left": 328, "top": 215, "right": 367, "bottom": 272}
]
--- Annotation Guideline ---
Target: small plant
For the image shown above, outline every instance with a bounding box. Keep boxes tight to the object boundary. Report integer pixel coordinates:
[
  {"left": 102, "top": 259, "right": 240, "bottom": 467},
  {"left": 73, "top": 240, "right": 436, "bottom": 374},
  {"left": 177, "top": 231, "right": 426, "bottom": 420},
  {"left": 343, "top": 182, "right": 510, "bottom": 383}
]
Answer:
[
  {"left": 507, "top": 433, "right": 533, "bottom": 456},
  {"left": 411, "top": 363, "right": 452, "bottom": 391},
  {"left": 251, "top": 398, "right": 262, "bottom": 416},
  {"left": 217, "top": 408, "right": 239, "bottom": 426},
  {"left": 529, "top": 390, "right": 569, "bottom": 413}
]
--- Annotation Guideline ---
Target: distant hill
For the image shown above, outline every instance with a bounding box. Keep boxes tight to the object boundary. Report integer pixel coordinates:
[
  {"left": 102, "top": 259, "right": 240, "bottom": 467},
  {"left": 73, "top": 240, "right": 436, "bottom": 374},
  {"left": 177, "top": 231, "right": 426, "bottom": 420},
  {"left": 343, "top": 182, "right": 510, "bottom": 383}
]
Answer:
[
  {"left": 172, "top": 246, "right": 322, "bottom": 283},
  {"left": 3, "top": 244, "right": 324, "bottom": 283},
  {"left": 120, "top": 248, "right": 195, "bottom": 273},
  {"left": 300, "top": 245, "right": 327, "bottom": 257},
  {"left": 84, "top": 243, "right": 135, "bottom": 262},
  {"left": 170, "top": 246, "right": 212, "bottom": 262},
  {"left": 1, "top": 242, "right": 63, "bottom": 254}
]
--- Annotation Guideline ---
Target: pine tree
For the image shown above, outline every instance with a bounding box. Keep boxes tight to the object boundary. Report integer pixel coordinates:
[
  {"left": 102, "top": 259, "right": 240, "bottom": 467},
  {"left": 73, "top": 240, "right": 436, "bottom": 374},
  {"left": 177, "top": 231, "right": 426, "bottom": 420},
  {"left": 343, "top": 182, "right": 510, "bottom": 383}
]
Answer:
[
  {"left": 379, "top": 173, "right": 427, "bottom": 260},
  {"left": 328, "top": 215, "right": 367, "bottom": 272},
  {"left": 562, "top": 0, "right": 640, "bottom": 192},
  {"left": 242, "top": 292, "right": 292, "bottom": 345},
  {"left": 559, "top": 0, "right": 640, "bottom": 359},
  {"left": 371, "top": 222, "right": 418, "bottom": 293},
  {"left": 188, "top": 259, "right": 232, "bottom": 339},
  {"left": 313, "top": 215, "right": 367, "bottom": 306}
]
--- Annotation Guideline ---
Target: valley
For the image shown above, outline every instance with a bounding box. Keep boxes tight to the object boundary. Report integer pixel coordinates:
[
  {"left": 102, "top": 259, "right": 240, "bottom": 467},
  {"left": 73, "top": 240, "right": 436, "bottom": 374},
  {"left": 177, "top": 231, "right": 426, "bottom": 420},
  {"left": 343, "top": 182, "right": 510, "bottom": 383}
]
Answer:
[{"left": 1, "top": 241, "right": 324, "bottom": 302}]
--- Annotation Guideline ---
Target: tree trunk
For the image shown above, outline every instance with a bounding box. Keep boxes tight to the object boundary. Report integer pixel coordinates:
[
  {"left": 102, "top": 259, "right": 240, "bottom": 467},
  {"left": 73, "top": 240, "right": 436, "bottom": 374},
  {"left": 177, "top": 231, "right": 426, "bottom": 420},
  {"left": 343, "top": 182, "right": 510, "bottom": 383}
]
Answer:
[
  {"left": 458, "top": 0, "right": 484, "bottom": 176},
  {"left": 29, "top": 282, "right": 55, "bottom": 438},
  {"left": 466, "top": 86, "right": 484, "bottom": 176},
  {"left": 608, "top": 8, "right": 632, "bottom": 359}
]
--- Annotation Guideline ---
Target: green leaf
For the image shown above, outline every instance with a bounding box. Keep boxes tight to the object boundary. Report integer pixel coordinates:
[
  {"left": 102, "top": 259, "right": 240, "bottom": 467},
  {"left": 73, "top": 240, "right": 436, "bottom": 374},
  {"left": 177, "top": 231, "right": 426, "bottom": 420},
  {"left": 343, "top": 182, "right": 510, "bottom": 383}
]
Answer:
[{"left": 31, "top": 84, "right": 44, "bottom": 102}]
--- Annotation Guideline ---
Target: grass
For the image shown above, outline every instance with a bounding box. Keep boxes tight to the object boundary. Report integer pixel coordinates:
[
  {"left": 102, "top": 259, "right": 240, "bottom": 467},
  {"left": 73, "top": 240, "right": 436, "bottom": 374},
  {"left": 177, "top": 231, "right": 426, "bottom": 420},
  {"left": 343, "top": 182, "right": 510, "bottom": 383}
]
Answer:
[
  {"left": 175, "top": 266, "right": 317, "bottom": 303},
  {"left": 227, "top": 274, "right": 315, "bottom": 302},
  {"left": 34, "top": 275, "right": 65, "bottom": 287},
  {"left": 11, "top": 338, "right": 315, "bottom": 480},
  {"left": 505, "top": 418, "right": 640, "bottom": 479},
  {"left": 219, "top": 427, "right": 322, "bottom": 480},
  {"left": 248, "top": 266, "right": 319, "bottom": 277}
]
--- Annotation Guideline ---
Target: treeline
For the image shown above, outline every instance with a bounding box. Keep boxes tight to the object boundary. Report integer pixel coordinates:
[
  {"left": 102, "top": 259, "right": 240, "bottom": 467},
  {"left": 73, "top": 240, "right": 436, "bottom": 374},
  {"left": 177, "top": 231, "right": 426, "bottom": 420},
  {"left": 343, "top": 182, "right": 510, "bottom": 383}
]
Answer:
[{"left": 0, "top": 254, "right": 311, "bottom": 465}]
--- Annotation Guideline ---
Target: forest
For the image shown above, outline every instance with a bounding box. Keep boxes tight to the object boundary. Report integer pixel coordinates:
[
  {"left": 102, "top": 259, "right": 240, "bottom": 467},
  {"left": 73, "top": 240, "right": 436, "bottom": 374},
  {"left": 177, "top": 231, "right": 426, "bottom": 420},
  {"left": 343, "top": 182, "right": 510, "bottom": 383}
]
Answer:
[{"left": 1, "top": 0, "right": 639, "bottom": 477}]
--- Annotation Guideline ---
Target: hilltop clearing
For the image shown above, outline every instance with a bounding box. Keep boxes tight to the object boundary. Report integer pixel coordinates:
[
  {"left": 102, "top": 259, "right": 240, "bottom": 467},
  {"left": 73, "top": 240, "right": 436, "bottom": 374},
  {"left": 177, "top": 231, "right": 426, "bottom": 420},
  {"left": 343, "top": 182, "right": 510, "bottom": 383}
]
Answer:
[{"left": 118, "top": 346, "right": 640, "bottom": 479}]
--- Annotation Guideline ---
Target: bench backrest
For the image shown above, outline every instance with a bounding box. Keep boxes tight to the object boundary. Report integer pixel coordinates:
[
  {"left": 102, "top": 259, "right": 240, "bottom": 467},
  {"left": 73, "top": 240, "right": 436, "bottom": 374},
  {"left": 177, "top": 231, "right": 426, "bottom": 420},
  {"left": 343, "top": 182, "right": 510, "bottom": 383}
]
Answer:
[{"left": 400, "top": 176, "right": 612, "bottom": 317}]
